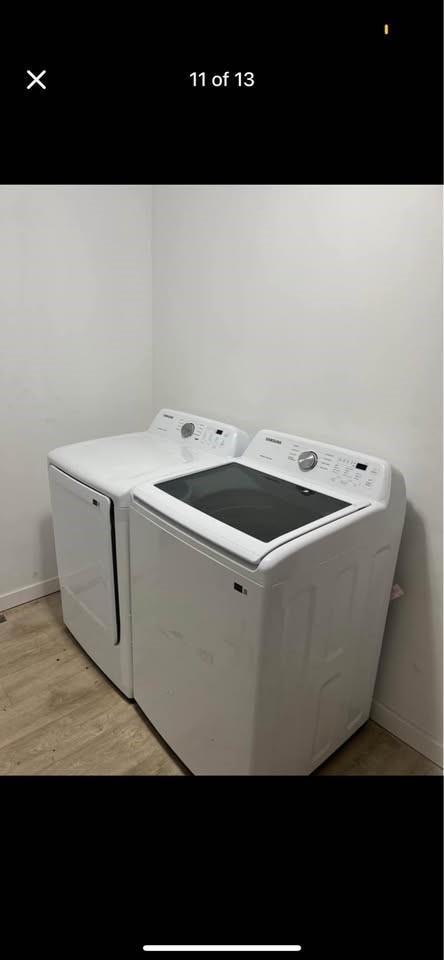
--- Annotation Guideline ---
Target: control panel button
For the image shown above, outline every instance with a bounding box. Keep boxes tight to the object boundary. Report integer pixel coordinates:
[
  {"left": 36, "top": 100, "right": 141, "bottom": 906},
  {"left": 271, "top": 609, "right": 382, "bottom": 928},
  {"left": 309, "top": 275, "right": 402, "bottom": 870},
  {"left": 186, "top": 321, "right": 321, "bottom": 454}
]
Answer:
[
  {"left": 181, "top": 422, "right": 195, "bottom": 439},
  {"left": 298, "top": 450, "right": 318, "bottom": 471}
]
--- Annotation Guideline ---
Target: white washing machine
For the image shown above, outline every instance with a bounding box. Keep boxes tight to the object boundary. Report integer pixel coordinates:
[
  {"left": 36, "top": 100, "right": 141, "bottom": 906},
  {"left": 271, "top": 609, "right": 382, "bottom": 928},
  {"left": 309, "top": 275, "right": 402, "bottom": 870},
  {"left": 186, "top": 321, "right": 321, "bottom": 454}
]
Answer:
[
  {"left": 129, "top": 428, "right": 406, "bottom": 774},
  {"left": 48, "top": 410, "right": 249, "bottom": 697}
]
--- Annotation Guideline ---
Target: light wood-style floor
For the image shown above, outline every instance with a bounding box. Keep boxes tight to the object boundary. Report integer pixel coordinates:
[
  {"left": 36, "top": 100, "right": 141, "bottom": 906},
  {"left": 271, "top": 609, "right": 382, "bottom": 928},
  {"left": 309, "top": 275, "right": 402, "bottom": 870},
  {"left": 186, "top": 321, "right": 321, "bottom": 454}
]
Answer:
[{"left": 0, "top": 593, "right": 441, "bottom": 777}]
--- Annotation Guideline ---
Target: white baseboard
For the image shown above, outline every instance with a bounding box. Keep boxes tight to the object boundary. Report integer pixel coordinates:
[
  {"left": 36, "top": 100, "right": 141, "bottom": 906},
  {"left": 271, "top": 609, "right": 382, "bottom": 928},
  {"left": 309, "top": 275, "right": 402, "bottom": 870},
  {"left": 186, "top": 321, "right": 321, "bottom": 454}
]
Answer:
[
  {"left": 0, "top": 577, "right": 60, "bottom": 612},
  {"left": 371, "top": 699, "right": 443, "bottom": 768}
]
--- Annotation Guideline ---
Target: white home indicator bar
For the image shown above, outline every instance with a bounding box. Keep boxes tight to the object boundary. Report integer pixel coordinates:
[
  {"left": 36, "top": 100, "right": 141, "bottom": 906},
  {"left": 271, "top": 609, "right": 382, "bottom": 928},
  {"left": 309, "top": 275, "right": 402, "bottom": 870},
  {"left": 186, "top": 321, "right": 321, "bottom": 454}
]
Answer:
[{"left": 143, "top": 948, "right": 302, "bottom": 953}]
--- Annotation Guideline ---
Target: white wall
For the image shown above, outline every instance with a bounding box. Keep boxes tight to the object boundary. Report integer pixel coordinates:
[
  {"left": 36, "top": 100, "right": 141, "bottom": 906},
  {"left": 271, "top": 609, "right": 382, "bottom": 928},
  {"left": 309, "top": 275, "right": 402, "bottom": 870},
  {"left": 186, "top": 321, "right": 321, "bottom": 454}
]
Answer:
[
  {"left": 152, "top": 185, "right": 443, "bottom": 763},
  {"left": 0, "top": 185, "right": 152, "bottom": 608}
]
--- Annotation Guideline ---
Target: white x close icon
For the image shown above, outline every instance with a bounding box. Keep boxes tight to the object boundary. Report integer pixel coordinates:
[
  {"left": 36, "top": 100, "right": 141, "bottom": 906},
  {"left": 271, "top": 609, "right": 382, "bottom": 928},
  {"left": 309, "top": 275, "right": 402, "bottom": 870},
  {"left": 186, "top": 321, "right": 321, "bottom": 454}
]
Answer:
[{"left": 26, "top": 69, "right": 47, "bottom": 90}]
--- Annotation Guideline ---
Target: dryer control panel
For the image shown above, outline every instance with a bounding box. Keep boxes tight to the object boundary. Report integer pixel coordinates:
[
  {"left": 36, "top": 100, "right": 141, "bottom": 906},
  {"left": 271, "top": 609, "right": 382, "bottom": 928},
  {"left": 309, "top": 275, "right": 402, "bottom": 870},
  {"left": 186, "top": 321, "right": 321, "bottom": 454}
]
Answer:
[
  {"left": 148, "top": 409, "right": 248, "bottom": 457},
  {"left": 243, "top": 430, "right": 390, "bottom": 501}
]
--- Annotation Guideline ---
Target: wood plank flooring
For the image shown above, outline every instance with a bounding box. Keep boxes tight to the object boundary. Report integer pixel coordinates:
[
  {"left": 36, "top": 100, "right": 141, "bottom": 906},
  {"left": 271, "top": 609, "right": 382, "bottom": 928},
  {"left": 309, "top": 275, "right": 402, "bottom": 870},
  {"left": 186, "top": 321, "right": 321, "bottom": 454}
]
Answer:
[{"left": 0, "top": 593, "right": 441, "bottom": 776}]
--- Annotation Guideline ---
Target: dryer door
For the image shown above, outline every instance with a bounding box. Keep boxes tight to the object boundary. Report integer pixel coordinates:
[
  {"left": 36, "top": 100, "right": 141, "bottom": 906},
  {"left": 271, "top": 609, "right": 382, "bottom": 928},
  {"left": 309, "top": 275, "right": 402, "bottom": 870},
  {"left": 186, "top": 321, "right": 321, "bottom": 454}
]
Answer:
[{"left": 48, "top": 465, "right": 119, "bottom": 651}]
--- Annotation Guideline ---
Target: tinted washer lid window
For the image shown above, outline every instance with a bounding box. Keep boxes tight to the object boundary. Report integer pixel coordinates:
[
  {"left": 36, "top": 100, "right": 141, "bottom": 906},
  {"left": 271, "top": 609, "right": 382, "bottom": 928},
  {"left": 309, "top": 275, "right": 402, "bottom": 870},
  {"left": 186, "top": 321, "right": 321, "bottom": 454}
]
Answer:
[{"left": 155, "top": 463, "right": 350, "bottom": 543}]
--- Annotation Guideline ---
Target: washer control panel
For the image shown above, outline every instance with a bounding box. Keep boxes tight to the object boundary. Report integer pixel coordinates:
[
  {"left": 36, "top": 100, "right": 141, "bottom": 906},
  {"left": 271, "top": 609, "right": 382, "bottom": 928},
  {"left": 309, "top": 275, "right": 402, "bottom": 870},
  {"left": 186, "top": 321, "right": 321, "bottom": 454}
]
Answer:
[
  {"left": 329, "top": 454, "right": 382, "bottom": 492},
  {"left": 244, "top": 430, "right": 389, "bottom": 501},
  {"left": 148, "top": 409, "right": 247, "bottom": 456}
]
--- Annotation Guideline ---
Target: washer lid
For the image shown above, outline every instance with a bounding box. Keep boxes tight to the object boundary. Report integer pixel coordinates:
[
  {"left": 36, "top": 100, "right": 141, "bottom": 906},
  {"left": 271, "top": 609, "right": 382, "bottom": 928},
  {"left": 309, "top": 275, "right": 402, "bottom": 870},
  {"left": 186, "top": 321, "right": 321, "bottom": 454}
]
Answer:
[
  {"left": 132, "top": 461, "right": 371, "bottom": 565},
  {"left": 156, "top": 462, "right": 350, "bottom": 540}
]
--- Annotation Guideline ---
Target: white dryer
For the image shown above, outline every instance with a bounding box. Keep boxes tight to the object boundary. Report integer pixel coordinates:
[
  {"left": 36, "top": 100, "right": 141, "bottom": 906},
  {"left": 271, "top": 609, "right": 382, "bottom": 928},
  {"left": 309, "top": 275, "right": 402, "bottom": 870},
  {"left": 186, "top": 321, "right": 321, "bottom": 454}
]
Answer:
[
  {"left": 129, "top": 429, "right": 406, "bottom": 774},
  {"left": 48, "top": 410, "right": 248, "bottom": 697}
]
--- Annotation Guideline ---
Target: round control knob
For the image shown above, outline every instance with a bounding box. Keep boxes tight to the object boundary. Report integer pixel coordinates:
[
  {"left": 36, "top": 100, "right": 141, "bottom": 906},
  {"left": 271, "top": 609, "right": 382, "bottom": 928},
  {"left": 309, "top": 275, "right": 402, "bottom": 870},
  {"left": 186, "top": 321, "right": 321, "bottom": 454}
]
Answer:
[
  {"left": 181, "top": 422, "right": 195, "bottom": 439},
  {"left": 298, "top": 450, "right": 318, "bottom": 471}
]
